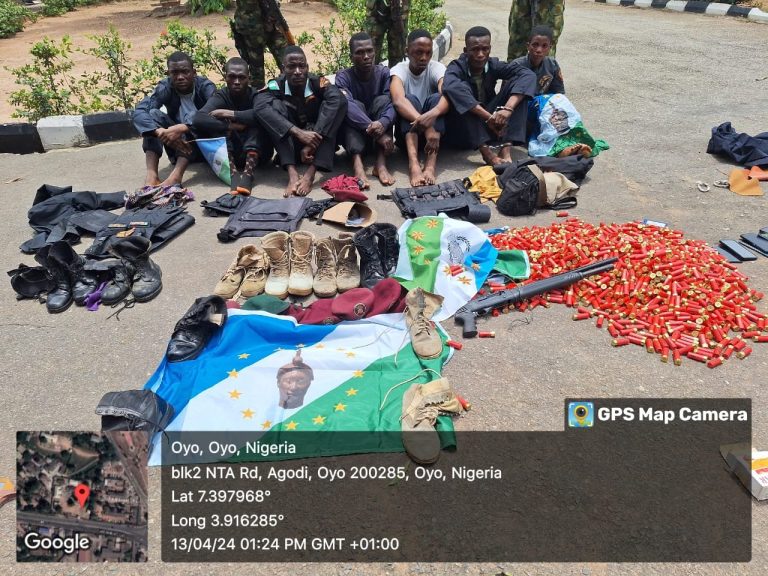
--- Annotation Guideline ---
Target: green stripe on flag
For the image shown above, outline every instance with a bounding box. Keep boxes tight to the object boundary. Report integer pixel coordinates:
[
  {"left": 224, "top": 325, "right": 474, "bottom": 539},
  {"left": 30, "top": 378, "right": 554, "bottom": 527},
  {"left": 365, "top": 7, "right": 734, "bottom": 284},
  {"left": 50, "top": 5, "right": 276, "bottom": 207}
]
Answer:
[{"left": 396, "top": 217, "right": 444, "bottom": 292}]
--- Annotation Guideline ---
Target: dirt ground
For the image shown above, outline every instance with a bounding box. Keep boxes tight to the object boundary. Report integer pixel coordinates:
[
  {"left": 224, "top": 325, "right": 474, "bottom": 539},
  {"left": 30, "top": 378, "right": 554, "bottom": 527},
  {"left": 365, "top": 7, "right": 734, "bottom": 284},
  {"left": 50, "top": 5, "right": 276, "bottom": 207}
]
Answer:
[{"left": 0, "top": 0, "right": 336, "bottom": 122}]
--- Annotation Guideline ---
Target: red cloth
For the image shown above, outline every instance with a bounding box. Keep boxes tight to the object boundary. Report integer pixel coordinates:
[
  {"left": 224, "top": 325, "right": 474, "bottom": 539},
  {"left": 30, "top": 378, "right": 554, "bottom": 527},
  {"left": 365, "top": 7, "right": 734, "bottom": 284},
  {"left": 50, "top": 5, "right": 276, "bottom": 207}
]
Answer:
[{"left": 321, "top": 175, "right": 369, "bottom": 203}]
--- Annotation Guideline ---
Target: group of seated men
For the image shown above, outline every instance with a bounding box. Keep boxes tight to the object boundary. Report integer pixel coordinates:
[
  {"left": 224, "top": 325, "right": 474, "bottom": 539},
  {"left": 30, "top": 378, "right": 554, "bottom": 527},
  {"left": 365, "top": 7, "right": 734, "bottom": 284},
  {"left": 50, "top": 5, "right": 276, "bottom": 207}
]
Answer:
[{"left": 132, "top": 25, "right": 564, "bottom": 197}]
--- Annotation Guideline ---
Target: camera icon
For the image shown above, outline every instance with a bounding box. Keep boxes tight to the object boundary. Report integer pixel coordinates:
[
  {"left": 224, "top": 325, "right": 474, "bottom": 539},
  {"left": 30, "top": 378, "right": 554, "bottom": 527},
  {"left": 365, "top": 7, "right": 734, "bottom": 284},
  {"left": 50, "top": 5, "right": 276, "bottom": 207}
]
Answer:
[{"left": 568, "top": 402, "right": 594, "bottom": 428}]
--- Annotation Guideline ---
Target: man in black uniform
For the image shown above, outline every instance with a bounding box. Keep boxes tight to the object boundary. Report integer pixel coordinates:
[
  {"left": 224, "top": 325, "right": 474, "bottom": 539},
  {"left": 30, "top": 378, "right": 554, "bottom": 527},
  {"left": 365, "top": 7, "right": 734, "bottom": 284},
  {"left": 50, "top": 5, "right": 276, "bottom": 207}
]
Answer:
[
  {"left": 254, "top": 46, "right": 347, "bottom": 197},
  {"left": 193, "top": 57, "right": 271, "bottom": 194},
  {"left": 442, "top": 27, "right": 537, "bottom": 165},
  {"left": 133, "top": 52, "right": 216, "bottom": 186}
]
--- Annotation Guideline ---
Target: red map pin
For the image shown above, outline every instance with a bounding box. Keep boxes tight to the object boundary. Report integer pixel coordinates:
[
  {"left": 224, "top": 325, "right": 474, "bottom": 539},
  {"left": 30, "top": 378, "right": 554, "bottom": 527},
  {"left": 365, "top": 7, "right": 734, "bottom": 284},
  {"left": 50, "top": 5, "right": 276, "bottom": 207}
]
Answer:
[{"left": 74, "top": 484, "right": 90, "bottom": 508}]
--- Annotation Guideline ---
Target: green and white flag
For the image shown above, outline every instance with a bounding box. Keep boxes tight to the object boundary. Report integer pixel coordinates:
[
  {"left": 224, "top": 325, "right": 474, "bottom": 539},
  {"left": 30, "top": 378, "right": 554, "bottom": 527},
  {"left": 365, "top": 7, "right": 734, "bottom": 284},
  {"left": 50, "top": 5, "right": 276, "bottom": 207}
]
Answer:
[{"left": 393, "top": 215, "right": 499, "bottom": 321}]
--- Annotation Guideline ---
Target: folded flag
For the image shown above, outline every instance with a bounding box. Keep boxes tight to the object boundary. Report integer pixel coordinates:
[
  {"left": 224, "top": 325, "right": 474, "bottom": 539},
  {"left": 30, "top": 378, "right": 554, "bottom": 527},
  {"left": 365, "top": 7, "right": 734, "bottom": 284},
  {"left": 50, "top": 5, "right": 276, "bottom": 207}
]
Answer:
[
  {"left": 145, "top": 310, "right": 452, "bottom": 464},
  {"left": 393, "top": 215, "right": 498, "bottom": 321},
  {"left": 196, "top": 137, "right": 231, "bottom": 186}
]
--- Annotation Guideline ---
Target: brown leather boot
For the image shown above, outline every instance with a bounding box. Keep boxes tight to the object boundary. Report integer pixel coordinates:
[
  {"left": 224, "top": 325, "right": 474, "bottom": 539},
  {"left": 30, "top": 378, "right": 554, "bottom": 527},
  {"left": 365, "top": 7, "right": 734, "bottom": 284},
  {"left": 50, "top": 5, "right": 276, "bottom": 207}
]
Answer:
[
  {"left": 404, "top": 287, "right": 444, "bottom": 359},
  {"left": 288, "top": 231, "right": 314, "bottom": 297},
  {"left": 214, "top": 244, "right": 261, "bottom": 299},
  {"left": 333, "top": 233, "right": 360, "bottom": 293},
  {"left": 401, "top": 378, "right": 455, "bottom": 464},
  {"left": 261, "top": 232, "right": 291, "bottom": 299},
  {"left": 313, "top": 237, "right": 337, "bottom": 298}
]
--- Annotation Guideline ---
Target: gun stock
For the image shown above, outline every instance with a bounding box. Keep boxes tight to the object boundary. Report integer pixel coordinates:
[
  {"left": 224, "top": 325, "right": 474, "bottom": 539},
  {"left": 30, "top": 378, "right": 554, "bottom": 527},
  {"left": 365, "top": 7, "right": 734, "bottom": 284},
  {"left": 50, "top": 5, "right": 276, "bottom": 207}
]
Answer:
[{"left": 454, "top": 258, "right": 618, "bottom": 338}]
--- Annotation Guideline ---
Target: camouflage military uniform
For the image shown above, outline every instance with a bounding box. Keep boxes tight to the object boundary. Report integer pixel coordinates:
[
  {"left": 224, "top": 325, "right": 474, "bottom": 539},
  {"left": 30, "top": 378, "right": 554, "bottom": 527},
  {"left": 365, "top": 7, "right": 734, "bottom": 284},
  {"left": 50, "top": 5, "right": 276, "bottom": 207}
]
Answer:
[
  {"left": 507, "top": 0, "right": 565, "bottom": 61},
  {"left": 365, "top": 0, "right": 411, "bottom": 65},
  {"left": 231, "top": 0, "right": 292, "bottom": 88}
]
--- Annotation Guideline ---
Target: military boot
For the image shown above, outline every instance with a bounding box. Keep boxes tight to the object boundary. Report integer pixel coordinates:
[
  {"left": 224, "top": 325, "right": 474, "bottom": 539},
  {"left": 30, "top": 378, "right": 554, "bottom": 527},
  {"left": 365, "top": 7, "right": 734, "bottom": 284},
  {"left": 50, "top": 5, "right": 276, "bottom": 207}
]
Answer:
[
  {"left": 109, "top": 236, "right": 162, "bottom": 302},
  {"left": 332, "top": 233, "right": 360, "bottom": 293},
  {"left": 401, "top": 378, "right": 456, "bottom": 464},
  {"left": 404, "top": 287, "right": 444, "bottom": 359},
  {"left": 373, "top": 223, "right": 400, "bottom": 276},
  {"left": 240, "top": 246, "right": 270, "bottom": 298},
  {"left": 261, "top": 231, "right": 291, "bottom": 299},
  {"left": 35, "top": 241, "right": 85, "bottom": 313},
  {"left": 313, "top": 237, "right": 337, "bottom": 298},
  {"left": 288, "top": 231, "right": 314, "bottom": 297},
  {"left": 214, "top": 244, "right": 261, "bottom": 299},
  {"left": 353, "top": 226, "right": 386, "bottom": 289},
  {"left": 101, "top": 260, "right": 135, "bottom": 306}
]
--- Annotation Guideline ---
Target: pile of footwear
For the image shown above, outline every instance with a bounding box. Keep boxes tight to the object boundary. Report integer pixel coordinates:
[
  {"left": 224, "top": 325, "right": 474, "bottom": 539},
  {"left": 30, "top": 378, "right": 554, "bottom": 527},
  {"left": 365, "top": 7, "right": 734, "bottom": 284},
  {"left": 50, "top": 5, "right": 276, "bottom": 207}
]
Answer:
[
  {"left": 213, "top": 231, "right": 365, "bottom": 300},
  {"left": 8, "top": 237, "right": 163, "bottom": 314}
]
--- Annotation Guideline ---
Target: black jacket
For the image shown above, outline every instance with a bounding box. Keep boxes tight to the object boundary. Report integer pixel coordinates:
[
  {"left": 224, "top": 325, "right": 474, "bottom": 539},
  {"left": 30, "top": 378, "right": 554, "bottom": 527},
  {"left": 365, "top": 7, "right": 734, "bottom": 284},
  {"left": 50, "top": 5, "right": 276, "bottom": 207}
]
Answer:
[
  {"left": 133, "top": 76, "right": 217, "bottom": 136},
  {"left": 193, "top": 86, "right": 259, "bottom": 134},
  {"left": 253, "top": 74, "right": 347, "bottom": 140},
  {"left": 443, "top": 55, "right": 536, "bottom": 115}
]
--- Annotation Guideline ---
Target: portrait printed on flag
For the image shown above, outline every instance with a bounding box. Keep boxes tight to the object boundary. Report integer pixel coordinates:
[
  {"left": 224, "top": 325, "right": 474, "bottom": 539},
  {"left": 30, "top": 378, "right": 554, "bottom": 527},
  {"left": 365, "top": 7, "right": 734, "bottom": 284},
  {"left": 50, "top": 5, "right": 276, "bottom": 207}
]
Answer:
[{"left": 276, "top": 350, "right": 315, "bottom": 409}]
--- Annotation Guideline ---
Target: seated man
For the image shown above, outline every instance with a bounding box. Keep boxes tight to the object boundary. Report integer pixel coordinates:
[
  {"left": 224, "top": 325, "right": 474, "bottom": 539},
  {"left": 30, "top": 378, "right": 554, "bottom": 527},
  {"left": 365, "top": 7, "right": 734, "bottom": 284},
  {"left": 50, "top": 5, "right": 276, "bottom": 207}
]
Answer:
[
  {"left": 389, "top": 30, "right": 450, "bottom": 187},
  {"left": 442, "top": 26, "right": 537, "bottom": 165},
  {"left": 254, "top": 46, "right": 347, "bottom": 197},
  {"left": 335, "top": 32, "right": 397, "bottom": 188},
  {"left": 512, "top": 25, "right": 564, "bottom": 96},
  {"left": 132, "top": 51, "right": 216, "bottom": 186},
  {"left": 192, "top": 57, "right": 271, "bottom": 194}
]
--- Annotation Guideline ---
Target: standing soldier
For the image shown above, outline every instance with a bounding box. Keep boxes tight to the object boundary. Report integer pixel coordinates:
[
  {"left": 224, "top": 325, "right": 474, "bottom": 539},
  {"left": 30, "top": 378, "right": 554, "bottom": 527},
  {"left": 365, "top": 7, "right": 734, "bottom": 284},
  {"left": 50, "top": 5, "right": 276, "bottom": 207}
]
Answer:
[
  {"left": 365, "top": 0, "right": 411, "bottom": 65},
  {"left": 231, "top": 0, "right": 295, "bottom": 88},
  {"left": 507, "top": 0, "right": 564, "bottom": 61}
]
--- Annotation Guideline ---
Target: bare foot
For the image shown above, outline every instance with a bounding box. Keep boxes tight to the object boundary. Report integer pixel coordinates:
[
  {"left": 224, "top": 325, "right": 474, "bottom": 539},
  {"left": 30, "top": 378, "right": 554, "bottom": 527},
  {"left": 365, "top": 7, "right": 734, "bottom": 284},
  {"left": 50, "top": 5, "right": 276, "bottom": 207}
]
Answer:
[
  {"left": 479, "top": 146, "right": 503, "bottom": 166},
  {"left": 498, "top": 145, "right": 513, "bottom": 163},
  {"left": 145, "top": 174, "right": 161, "bottom": 186},
  {"left": 295, "top": 166, "right": 317, "bottom": 197},
  {"left": 409, "top": 163, "right": 427, "bottom": 187},
  {"left": 159, "top": 177, "right": 181, "bottom": 187},
  {"left": 284, "top": 167, "right": 300, "bottom": 197},
  {"left": 422, "top": 166, "right": 436, "bottom": 185},
  {"left": 372, "top": 165, "right": 395, "bottom": 186}
]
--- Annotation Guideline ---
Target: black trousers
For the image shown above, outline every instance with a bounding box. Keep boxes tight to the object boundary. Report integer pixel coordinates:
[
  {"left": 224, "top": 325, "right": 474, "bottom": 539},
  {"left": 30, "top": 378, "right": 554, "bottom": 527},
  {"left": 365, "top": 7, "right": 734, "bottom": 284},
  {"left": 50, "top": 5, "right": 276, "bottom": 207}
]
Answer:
[
  {"left": 267, "top": 100, "right": 345, "bottom": 172},
  {"left": 443, "top": 82, "right": 529, "bottom": 150},
  {"left": 394, "top": 93, "right": 446, "bottom": 151},
  {"left": 342, "top": 94, "right": 394, "bottom": 156},
  {"left": 141, "top": 109, "right": 202, "bottom": 164}
]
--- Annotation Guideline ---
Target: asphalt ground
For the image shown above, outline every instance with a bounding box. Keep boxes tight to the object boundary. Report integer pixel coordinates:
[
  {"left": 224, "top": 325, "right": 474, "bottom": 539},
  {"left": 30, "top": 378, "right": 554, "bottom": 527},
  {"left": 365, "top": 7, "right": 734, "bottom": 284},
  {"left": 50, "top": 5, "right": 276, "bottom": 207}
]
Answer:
[{"left": 1, "top": 0, "right": 768, "bottom": 574}]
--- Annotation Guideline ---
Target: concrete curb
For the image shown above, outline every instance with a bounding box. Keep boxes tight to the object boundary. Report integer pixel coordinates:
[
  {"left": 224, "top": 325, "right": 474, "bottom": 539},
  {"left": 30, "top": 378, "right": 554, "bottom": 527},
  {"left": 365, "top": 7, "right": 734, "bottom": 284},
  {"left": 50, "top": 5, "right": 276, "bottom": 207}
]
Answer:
[
  {"left": 1, "top": 20, "right": 455, "bottom": 156},
  {"left": 594, "top": 0, "right": 768, "bottom": 22}
]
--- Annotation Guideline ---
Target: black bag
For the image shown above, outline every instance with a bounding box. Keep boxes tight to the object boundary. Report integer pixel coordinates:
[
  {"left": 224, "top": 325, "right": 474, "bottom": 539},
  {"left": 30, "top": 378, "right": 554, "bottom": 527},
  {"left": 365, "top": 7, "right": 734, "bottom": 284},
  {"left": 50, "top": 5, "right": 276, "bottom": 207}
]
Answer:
[
  {"left": 497, "top": 162, "right": 578, "bottom": 217},
  {"left": 384, "top": 179, "right": 491, "bottom": 223}
]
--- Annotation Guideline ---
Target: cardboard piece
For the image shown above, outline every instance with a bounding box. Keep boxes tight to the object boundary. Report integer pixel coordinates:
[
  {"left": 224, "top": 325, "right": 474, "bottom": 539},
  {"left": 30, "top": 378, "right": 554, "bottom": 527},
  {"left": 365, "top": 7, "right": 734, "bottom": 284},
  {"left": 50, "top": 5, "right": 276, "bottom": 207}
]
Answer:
[
  {"left": 729, "top": 168, "right": 763, "bottom": 196},
  {"left": 720, "top": 443, "right": 768, "bottom": 500},
  {"left": 321, "top": 202, "right": 376, "bottom": 228}
]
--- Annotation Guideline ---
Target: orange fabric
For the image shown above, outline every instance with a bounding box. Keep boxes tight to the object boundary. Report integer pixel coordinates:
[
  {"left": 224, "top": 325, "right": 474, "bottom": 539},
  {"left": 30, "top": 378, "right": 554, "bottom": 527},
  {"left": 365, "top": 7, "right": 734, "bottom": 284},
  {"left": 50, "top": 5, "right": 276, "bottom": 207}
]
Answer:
[{"left": 729, "top": 168, "right": 763, "bottom": 196}]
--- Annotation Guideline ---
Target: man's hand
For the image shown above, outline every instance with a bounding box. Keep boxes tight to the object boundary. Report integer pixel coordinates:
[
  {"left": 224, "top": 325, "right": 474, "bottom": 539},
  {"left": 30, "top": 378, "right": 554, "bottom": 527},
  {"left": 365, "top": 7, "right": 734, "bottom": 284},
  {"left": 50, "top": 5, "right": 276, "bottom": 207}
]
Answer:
[
  {"left": 411, "top": 110, "right": 437, "bottom": 132},
  {"left": 366, "top": 121, "right": 385, "bottom": 140},
  {"left": 156, "top": 125, "right": 191, "bottom": 155},
  {"left": 210, "top": 109, "right": 235, "bottom": 121},
  {"left": 290, "top": 127, "right": 323, "bottom": 149},
  {"left": 487, "top": 109, "right": 511, "bottom": 137},
  {"left": 424, "top": 126, "right": 441, "bottom": 155}
]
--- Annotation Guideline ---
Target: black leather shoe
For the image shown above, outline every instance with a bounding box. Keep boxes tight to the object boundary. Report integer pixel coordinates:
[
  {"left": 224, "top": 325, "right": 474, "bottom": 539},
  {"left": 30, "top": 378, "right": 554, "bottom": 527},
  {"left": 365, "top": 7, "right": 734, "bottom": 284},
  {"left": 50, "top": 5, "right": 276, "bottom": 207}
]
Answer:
[
  {"left": 166, "top": 296, "right": 227, "bottom": 363},
  {"left": 36, "top": 241, "right": 85, "bottom": 313},
  {"left": 372, "top": 223, "right": 400, "bottom": 276},
  {"left": 110, "top": 236, "right": 162, "bottom": 303},
  {"left": 101, "top": 261, "right": 135, "bottom": 306},
  {"left": 354, "top": 226, "right": 387, "bottom": 289},
  {"left": 8, "top": 264, "right": 54, "bottom": 300}
]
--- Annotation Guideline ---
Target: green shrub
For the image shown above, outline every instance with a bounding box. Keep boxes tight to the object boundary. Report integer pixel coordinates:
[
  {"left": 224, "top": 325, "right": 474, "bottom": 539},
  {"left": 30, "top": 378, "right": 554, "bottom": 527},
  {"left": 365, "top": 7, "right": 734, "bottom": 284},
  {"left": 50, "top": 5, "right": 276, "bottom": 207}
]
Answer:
[
  {"left": 188, "top": 0, "right": 231, "bottom": 15},
  {"left": 42, "top": 0, "right": 77, "bottom": 17},
  {"left": 0, "top": 0, "right": 34, "bottom": 37}
]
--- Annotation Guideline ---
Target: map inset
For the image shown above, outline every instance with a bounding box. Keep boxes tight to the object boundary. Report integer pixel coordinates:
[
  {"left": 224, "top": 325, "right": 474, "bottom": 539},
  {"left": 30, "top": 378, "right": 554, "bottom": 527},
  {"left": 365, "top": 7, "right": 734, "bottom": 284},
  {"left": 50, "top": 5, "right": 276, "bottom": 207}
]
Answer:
[{"left": 16, "top": 431, "right": 148, "bottom": 563}]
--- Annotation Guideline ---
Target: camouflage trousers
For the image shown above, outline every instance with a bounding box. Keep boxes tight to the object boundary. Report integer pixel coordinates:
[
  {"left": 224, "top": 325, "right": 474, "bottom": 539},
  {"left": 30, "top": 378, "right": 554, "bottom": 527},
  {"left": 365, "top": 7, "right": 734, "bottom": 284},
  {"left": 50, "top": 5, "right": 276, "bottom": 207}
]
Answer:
[
  {"left": 365, "top": 0, "right": 411, "bottom": 65},
  {"left": 231, "top": 8, "right": 291, "bottom": 89},
  {"left": 507, "top": 0, "right": 565, "bottom": 61}
]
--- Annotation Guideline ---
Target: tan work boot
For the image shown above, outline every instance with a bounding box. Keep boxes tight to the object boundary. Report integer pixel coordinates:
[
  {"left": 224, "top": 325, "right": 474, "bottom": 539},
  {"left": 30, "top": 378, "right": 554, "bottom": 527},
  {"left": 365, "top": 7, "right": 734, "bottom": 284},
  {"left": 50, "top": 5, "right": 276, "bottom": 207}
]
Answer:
[
  {"left": 405, "top": 287, "right": 444, "bottom": 359},
  {"left": 333, "top": 233, "right": 360, "bottom": 293},
  {"left": 288, "top": 230, "right": 314, "bottom": 297},
  {"left": 401, "top": 377, "right": 455, "bottom": 464},
  {"left": 261, "top": 231, "right": 291, "bottom": 299},
  {"left": 313, "top": 237, "right": 337, "bottom": 298},
  {"left": 240, "top": 246, "right": 270, "bottom": 298},
  {"left": 214, "top": 244, "right": 261, "bottom": 299}
]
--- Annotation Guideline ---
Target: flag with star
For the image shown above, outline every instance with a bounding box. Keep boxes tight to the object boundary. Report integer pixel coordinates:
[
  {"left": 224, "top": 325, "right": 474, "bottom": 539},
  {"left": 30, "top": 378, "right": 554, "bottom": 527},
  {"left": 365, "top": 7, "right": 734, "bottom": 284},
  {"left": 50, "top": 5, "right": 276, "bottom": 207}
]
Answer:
[
  {"left": 393, "top": 215, "right": 498, "bottom": 321},
  {"left": 145, "top": 310, "right": 453, "bottom": 464}
]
